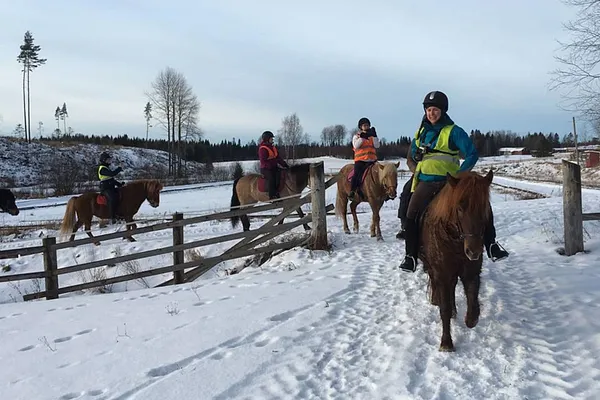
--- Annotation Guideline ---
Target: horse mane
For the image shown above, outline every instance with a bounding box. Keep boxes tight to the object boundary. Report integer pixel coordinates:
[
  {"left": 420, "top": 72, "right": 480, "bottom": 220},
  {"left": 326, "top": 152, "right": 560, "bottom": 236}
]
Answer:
[
  {"left": 288, "top": 163, "right": 311, "bottom": 191},
  {"left": 127, "top": 179, "right": 164, "bottom": 193},
  {"left": 378, "top": 162, "right": 397, "bottom": 180},
  {"left": 428, "top": 171, "right": 491, "bottom": 223}
]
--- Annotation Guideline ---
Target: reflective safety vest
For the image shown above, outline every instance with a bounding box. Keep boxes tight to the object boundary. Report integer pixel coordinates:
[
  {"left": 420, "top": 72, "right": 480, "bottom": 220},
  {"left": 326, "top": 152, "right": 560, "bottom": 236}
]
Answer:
[
  {"left": 98, "top": 165, "right": 113, "bottom": 181},
  {"left": 354, "top": 137, "right": 377, "bottom": 162},
  {"left": 259, "top": 144, "right": 278, "bottom": 159},
  {"left": 411, "top": 124, "right": 460, "bottom": 192}
]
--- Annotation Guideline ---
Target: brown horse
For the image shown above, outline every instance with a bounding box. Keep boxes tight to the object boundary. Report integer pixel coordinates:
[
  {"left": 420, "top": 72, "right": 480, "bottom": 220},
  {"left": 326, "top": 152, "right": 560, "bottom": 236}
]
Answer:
[
  {"left": 230, "top": 163, "right": 311, "bottom": 231},
  {"left": 420, "top": 170, "right": 493, "bottom": 352},
  {"left": 0, "top": 189, "right": 19, "bottom": 216},
  {"left": 335, "top": 161, "right": 399, "bottom": 240},
  {"left": 59, "top": 179, "right": 163, "bottom": 244}
]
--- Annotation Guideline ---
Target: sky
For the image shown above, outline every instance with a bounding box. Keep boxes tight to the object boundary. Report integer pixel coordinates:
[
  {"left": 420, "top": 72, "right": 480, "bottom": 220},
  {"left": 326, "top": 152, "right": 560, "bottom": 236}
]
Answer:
[{"left": 0, "top": 0, "right": 582, "bottom": 144}]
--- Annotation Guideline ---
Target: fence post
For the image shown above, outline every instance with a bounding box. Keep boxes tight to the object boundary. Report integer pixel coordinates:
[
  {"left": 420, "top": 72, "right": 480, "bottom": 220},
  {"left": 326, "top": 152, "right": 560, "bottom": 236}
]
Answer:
[
  {"left": 172, "top": 212, "right": 185, "bottom": 284},
  {"left": 43, "top": 237, "right": 59, "bottom": 300},
  {"left": 562, "top": 159, "right": 584, "bottom": 255},
  {"left": 309, "top": 161, "right": 328, "bottom": 250}
]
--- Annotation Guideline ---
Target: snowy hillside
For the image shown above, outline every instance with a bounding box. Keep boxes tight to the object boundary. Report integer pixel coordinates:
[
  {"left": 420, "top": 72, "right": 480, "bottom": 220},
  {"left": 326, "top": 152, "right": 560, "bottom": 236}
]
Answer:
[{"left": 0, "top": 137, "right": 207, "bottom": 188}]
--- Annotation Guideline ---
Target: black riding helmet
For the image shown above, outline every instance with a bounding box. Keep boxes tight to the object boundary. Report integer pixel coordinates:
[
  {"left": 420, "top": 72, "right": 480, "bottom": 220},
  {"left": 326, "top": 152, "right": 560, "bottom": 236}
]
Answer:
[
  {"left": 357, "top": 117, "right": 371, "bottom": 129},
  {"left": 261, "top": 131, "right": 274, "bottom": 142},
  {"left": 99, "top": 151, "right": 111, "bottom": 163},
  {"left": 423, "top": 91, "right": 449, "bottom": 113}
]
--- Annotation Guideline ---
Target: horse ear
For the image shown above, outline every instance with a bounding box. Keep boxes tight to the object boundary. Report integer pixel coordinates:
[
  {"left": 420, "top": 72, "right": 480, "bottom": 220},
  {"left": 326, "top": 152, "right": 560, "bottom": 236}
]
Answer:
[
  {"left": 447, "top": 173, "right": 460, "bottom": 187},
  {"left": 378, "top": 164, "right": 384, "bottom": 170},
  {"left": 394, "top": 162, "right": 400, "bottom": 168},
  {"left": 484, "top": 169, "right": 493, "bottom": 184}
]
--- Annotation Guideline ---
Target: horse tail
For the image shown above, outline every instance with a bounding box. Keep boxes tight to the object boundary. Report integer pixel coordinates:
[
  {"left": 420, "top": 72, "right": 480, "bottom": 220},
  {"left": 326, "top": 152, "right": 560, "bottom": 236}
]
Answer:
[
  {"left": 59, "top": 197, "right": 77, "bottom": 238},
  {"left": 230, "top": 177, "right": 241, "bottom": 228},
  {"left": 335, "top": 176, "right": 347, "bottom": 219}
]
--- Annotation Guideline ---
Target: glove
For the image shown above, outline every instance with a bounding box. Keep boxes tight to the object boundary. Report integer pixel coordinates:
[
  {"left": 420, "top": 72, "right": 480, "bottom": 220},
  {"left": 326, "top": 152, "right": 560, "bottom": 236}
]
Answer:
[
  {"left": 369, "top": 127, "right": 377, "bottom": 137},
  {"left": 359, "top": 131, "right": 369, "bottom": 139}
]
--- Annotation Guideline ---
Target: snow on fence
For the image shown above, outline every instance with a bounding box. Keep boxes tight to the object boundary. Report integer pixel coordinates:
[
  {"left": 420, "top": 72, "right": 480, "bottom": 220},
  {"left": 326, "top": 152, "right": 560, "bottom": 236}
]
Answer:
[
  {"left": 0, "top": 162, "right": 338, "bottom": 301},
  {"left": 562, "top": 159, "right": 600, "bottom": 256}
]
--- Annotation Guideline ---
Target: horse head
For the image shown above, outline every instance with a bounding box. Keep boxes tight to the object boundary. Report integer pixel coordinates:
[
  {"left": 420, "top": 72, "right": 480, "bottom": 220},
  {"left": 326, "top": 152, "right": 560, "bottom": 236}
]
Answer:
[
  {"left": 377, "top": 162, "right": 399, "bottom": 200},
  {"left": 145, "top": 180, "right": 164, "bottom": 208},
  {"left": 0, "top": 189, "right": 19, "bottom": 216},
  {"left": 431, "top": 170, "right": 493, "bottom": 261}
]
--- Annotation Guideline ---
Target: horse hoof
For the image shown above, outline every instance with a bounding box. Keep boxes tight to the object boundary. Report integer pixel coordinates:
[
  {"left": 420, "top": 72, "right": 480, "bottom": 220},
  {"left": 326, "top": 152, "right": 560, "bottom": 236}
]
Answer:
[
  {"left": 439, "top": 344, "right": 455, "bottom": 352},
  {"left": 94, "top": 242, "right": 101, "bottom": 246},
  {"left": 344, "top": 230, "right": 351, "bottom": 235},
  {"left": 465, "top": 315, "right": 479, "bottom": 328},
  {"left": 376, "top": 236, "right": 384, "bottom": 241}
]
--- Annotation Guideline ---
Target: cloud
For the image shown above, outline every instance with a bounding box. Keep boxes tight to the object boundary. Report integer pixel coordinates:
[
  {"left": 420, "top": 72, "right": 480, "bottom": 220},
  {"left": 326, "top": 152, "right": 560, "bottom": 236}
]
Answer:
[{"left": 0, "top": 0, "right": 579, "bottom": 142}]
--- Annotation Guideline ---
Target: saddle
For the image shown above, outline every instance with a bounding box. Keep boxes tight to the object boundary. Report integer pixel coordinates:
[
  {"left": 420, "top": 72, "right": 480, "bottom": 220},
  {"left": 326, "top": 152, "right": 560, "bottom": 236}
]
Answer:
[
  {"left": 96, "top": 189, "right": 122, "bottom": 206},
  {"left": 347, "top": 164, "right": 374, "bottom": 185},
  {"left": 258, "top": 170, "right": 286, "bottom": 193}
]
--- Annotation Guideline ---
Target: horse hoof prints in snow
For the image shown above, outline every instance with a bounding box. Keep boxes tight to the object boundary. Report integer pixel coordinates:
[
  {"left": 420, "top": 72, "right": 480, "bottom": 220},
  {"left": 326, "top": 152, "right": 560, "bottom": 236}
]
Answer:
[
  {"left": 420, "top": 170, "right": 494, "bottom": 352},
  {"left": 58, "top": 179, "right": 163, "bottom": 245},
  {"left": 335, "top": 161, "right": 399, "bottom": 240}
]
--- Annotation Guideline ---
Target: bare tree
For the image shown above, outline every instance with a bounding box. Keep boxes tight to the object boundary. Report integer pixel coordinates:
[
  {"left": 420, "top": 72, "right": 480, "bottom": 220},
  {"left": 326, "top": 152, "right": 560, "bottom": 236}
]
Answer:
[
  {"left": 17, "top": 31, "right": 47, "bottom": 143},
  {"left": 277, "top": 112, "right": 305, "bottom": 159},
  {"left": 550, "top": 0, "right": 600, "bottom": 123},
  {"left": 146, "top": 67, "right": 200, "bottom": 176}
]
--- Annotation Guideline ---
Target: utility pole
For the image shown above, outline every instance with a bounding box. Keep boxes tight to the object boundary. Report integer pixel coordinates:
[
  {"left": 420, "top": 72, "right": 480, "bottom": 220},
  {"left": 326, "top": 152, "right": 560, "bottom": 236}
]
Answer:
[{"left": 573, "top": 116, "right": 579, "bottom": 165}]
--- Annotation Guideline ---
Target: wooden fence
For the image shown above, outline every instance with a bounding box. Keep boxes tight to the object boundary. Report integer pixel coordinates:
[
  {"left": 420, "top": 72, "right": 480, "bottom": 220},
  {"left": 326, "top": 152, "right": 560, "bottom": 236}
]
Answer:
[
  {"left": 562, "top": 159, "right": 600, "bottom": 255},
  {"left": 0, "top": 162, "right": 338, "bottom": 301}
]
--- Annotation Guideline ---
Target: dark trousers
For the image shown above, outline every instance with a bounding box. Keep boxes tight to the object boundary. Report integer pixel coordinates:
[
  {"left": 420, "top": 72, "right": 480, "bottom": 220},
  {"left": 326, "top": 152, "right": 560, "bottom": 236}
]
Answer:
[
  {"left": 261, "top": 168, "right": 280, "bottom": 198},
  {"left": 100, "top": 183, "right": 119, "bottom": 219},
  {"left": 397, "top": 176, "right": 414, "bottom": 226},
  {"left": 351, "top": 161, "right": 373, "bottom": 192}
]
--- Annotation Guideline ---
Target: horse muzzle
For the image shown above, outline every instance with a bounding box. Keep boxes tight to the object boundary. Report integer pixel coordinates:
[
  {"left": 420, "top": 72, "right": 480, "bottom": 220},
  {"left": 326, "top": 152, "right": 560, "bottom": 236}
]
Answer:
[
  {"left": 149, "top": 201, "right": 159, "bottom": 208},
  {"left": 7, "top": 208, "right": 19, "bottom": 216}
]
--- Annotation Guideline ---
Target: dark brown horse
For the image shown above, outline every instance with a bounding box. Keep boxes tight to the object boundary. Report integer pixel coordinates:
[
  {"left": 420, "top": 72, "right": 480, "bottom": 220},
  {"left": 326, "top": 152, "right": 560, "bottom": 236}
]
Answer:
[
  {"left": 230, "top": 163, "right": 311, "bottom": 231},
  {"left": 419, "top": 170, "right": 493, "bottom": 352},
  {"left": 59, "top": 179, "right": 163, "bottom": 244},
  {"left": 0, "top": 189, "right": 19, "bottom": 216},
  {"left": 335, "top": 161, "right": 399, "bottom": 240}
]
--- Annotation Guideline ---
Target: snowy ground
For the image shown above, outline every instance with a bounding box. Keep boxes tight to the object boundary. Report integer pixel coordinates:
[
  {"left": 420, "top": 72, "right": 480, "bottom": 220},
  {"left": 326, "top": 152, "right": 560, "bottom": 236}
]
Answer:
[{"left": 2, "top": 163, "right": 600, "bottom": 399}]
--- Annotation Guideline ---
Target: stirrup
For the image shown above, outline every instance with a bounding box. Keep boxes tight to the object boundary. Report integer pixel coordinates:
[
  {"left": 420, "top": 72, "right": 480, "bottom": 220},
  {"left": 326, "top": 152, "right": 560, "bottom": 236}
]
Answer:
[
  {"left": 488, "top": 242, "right": 509, "bottom": 262},
  {"left": 399, "top": 256, "right": 417, "bottom": 272}
]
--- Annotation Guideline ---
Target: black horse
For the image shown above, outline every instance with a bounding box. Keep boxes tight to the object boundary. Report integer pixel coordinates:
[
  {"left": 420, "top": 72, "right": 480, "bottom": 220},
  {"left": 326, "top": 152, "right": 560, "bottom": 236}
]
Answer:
[{"left": 0, "top": 189, "right": 19, "bottom": 216}]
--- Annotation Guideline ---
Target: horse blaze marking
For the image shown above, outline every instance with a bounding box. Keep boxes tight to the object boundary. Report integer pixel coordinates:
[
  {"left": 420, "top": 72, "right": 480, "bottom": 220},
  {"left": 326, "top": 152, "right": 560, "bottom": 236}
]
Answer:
[{"left": 96, "top": 195, "right": 107, "bottom": 205}]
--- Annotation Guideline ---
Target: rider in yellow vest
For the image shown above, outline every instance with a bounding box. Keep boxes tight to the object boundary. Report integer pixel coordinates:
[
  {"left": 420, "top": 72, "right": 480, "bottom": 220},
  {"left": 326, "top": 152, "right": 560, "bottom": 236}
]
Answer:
[
  {"left": 349, "top": 117, "right": 380, "bottom": 200},
  {"left": 98, "top": 151, "right": 124, "bottom": 224},
  {"left": 399, "top": 91, "right": 509, "bottom": 272}
]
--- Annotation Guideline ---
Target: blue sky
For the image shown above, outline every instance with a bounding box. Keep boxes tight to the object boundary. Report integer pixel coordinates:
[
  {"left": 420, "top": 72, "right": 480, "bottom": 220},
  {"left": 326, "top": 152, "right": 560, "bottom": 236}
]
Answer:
[{"left": 0, "top": 0, "right": 579, "bottom": 143}]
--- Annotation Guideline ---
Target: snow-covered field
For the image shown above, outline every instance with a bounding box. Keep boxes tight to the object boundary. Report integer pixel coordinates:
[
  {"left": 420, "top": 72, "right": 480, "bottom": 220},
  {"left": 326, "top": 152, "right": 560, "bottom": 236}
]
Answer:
[{"left": 1, "top": 163, "right": 600, "bottom": 399}]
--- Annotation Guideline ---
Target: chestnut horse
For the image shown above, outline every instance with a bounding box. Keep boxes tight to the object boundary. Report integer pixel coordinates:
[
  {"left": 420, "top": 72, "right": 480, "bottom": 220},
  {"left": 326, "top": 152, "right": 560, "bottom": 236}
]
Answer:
[
  {"left": 0, "top": 189, "right": 19, "bottom": 216},
  {"left": 420, "top": 170, "right": 493, "bottom": 352},
  {"left": 230, "top": 163, "right": 311, "bottom": 231},
  {"left": 335, "top": 161, "right": 399, "bottom": 240},
  {"left": 58, "top": 179, "right": 163, "bottom": 244}
]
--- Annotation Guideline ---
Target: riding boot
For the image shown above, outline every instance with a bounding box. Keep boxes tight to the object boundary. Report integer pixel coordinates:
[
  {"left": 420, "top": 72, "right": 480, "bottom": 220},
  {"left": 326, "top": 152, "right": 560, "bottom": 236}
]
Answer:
[
  {"left": 396, "top": 217, "right": 406, "bottom": 240},
  {"left": 484, "top": 211, "right": 509, "bottom": 262},
  {"left": 399, "top": 218, "right": 419, "bottom": 272}
]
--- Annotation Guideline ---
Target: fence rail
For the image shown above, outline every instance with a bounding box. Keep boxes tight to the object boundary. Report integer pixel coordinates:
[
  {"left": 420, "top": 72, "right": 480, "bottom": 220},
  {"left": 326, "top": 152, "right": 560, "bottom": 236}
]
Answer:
[{"left": 0, "top": 161, "right": 338, "bottom": 301}]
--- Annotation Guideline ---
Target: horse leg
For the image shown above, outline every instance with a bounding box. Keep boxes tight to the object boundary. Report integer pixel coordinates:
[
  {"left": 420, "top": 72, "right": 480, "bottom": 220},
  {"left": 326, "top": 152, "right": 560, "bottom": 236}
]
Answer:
[
  {"left": 241, "top": 214, "right": 251, "bottom": 232},
  {"left": 369, "top": 200, "right": 384, "bottom": 240},
  {"left": 438, "top": 278, "right": 457, "bottom": 352},
  {"left": 69, "top": 219, "right": 84, "bottom": 242},
  {"left": 124, "top": 217, "right": 137, "bottom": 242},
  {"left": 350, "top": 201, "right": 359, "bottom": 233},
  {"left": 461, "top": 271, "right": 481, "bottom": 328},
  {"left": 340, "top": 195, "right": 350, "bottom": 234},
  {"left": 84, "top": 220, "right": 100, "bottom": 246}
]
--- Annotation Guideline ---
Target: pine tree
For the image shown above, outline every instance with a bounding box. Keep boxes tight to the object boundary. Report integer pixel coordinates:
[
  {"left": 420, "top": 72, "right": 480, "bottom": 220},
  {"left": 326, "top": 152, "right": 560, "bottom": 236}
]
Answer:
[
  {"left": 17, "top": 31, "right": 47, "bottom": 143},
  {"left": 144, "top": 101, "right": 152, "bottom": 141},
  {"left": 61, "top": 102, "right": 68, "bottom": 134}
]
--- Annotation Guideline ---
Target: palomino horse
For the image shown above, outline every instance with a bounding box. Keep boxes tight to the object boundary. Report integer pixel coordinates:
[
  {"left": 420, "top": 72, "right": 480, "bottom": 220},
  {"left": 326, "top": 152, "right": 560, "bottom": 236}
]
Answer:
[
  {"left": 0, "top": 189, "right": 19, "bottom": 216},
  {"left": 335, "top": 161, "right": 399, "bottom": 240},
  {"left": 420, "top": 170, "right": 493, "bottom": 352},
  {"left": 230, "top": 163, "right": 311, "bottom": 231},
  {"left": 59, "top": 179, "right": 163, "bottom": 244}
]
